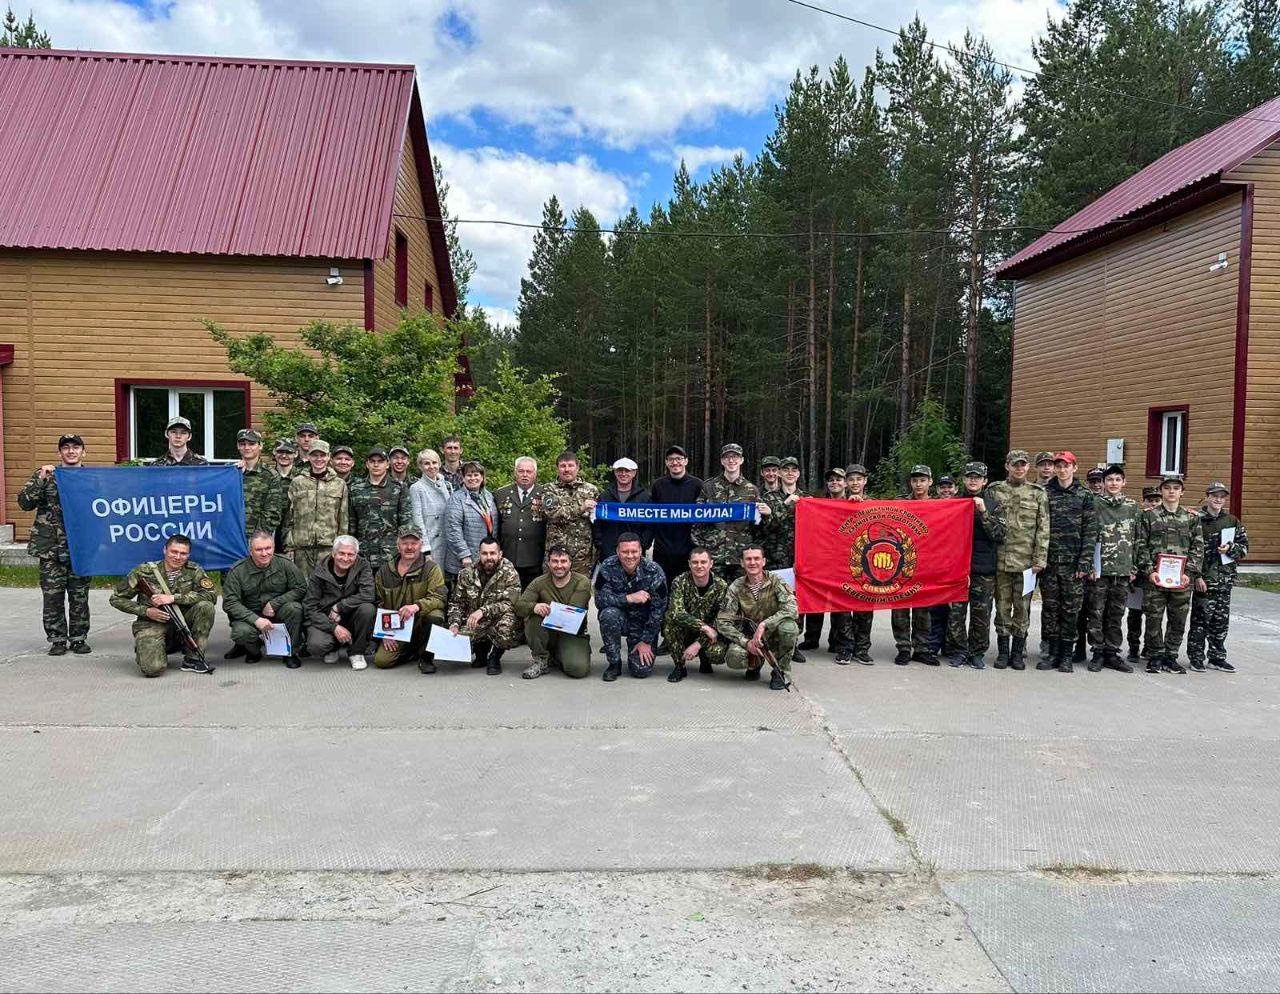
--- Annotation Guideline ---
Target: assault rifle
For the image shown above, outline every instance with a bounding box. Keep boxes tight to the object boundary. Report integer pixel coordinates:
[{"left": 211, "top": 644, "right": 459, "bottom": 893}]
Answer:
[{"left": 135, "top": 571, "right": 212, "bottom": 672}]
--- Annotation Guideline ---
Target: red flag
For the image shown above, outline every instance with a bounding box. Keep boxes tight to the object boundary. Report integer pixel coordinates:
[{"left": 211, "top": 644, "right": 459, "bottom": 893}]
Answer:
[{"left": 794, "top": 498, "right": 973, "bottom": 613}]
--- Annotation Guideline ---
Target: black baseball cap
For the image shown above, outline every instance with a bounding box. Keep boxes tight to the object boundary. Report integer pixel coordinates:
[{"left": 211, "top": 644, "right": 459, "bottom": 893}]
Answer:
[
  {"left": 57, "top": 433, "right": 84, "bottom": 448},
  {"left": 665, "top": 444, "right": 687, "bottom": 458}
]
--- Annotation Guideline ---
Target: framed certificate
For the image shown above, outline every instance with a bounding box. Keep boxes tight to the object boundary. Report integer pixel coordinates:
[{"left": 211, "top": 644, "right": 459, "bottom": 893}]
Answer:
[{"left": 1154, "top": 553, "right": 1188, "bottom": 589}]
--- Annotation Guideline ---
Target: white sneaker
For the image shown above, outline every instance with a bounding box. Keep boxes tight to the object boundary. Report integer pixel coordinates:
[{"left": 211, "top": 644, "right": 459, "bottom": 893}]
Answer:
[
  {"left": 349, "top": 654, "right": 368, "bottom": 670},
  {"left": 323, "top": 650, "right": 342, "bottom": 665}
]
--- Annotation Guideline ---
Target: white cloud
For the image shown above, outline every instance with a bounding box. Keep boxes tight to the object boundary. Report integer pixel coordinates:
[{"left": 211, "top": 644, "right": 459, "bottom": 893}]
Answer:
[
  {"left": 668, "top": 144, "right": 749, "bottom": 175},
  {"left": 481, "top": 305, "right": 519, "bottom": 329}
]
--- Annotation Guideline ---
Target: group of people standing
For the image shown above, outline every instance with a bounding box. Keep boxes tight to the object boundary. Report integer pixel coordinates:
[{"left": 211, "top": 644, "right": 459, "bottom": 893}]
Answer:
[{"left": 20, "top": 423, "right": 1249, "bottom": 682}]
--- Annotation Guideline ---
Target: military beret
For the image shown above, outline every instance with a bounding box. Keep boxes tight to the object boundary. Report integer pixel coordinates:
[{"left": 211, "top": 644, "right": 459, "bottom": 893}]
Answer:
[
  {"left": 308, "top": 439, "right": 331, "bottom": 455},
  {"left": 1006, "top": 449, "right": 1030, "bottom": 464},
  {"left": 760, "top": 455, "right": 781, "bottom": 468},
  {"left": 845, "top": 463, "right": 868, "bottom": 477},
  {"left": 236, "top": 428, "right": 262, "bottom": 443},
  {"left": 388, "top": 445, "right": 411, "bottom": 457},
  {"left": 779, "top": 456, "right": 800, "bottom": 469},
  {"left": 330, "top": 444, "right": 354, "bottom": 457},
  {"left": 909, "top": 464, "right": 933, "bottom": 478},
  {"left": 1160, "top": 473, "right": 1184, "bottom": 486},
  {"left": 398, "top": 524, "right": 423, "bottom": 539},
  {"left": 274, "top": 440, "right": 297, "bottom": 453},
  {"left": 720, "top": 443, "right": 744, "bottom": 457},
  {"left": 1142, "top": 486, "right": 1161, "bottom": 500},
  {"left": 1102, "top": 463, "right": 1126, "bottom": 478},
  {"left": 296, "top": 423, "right": 319, "bottom": 435},
  {"left": 963, "top": 461, "right": 988, "bottom": 477},
  {"left": 938, "top": 475, "right": 956, "bottom": 486},
  {"left": 366, "top": 447, "right": 388, "bottom": 460},
  {"left": 665, "top": 444, "right": 688, "bottom": 458},
  {"left": 825, "top": 467, "right": 846, "bottom": 479},
  {"left": 57, "top": 433, "right": 84, "bottom": 448},
  {"left": 1086, "top": 467, "right": 1104, "bottom": 482},
  {"left": 165, "top": 416, "right": 193, "bottom": 432},
  {"left": 1205, "top": 481, "right": 1230, "bottom": 495},
  {"left": 1034, "top": 451, "right": 1056, "bottom": 465}
]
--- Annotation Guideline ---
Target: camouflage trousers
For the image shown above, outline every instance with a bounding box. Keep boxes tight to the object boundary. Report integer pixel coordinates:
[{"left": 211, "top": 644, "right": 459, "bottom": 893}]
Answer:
[
  {"left": 890, "top": 607, "right": 931, "bottom": 653},
  {"left": 724, "top": 619, "right": 799, "bottom": 674},
  {"left": 599, "top": 605, "right": 660, "bottom": 676},
  {"left": 38, "top": 557, "right": 91, "bottom": 644},
  {"left": 1187, "top": 578, "right": 1234, "bottom": 664},
  {"left": 1040, "top": 567, "right": 1085, "bottom": 642},
  {"left": 661, "top": 618, "right": 728, "bottom": 668},
  {"left": 467, "top": 606, "right": 522, "bottom": 653},
  {"left": 290, "top": 547, "right": 327, "bottom": 580},
  {"left": 993, "top": 570, "right": 1033, "bottom": 637},
  {"left": 830, "top": 612, "right": 872, "bottom": 655},
  {"left": 1142, "top": 585, "right": 1193, "bottom": 659},
  {"left": 131, "top": 601, "right": 216, "bottom": 677},
  {"left": 1087, "top": 575, "right": 1131, "bottom": 654},
  {"left": 947, "top": 574, "right": 995, "bottom": 657}
]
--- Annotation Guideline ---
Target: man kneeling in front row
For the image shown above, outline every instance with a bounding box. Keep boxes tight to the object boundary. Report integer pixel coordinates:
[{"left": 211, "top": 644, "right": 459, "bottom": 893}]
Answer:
[
  {"left": 222, "top": 530, "right": 307, "bottom": 668},
  {"left": 110, "top": 533, "right": 218, "bottom": 677},
  {"left": 448, "top": 535, "right": 522, "bottom": 675},
  {"left": 663, "top": 546, "right": 728, "bottom": 683},
  {"left": 374, "top": 525, "right": 446, "bottom": 670},
  {"left": 516, "top": 544, "right": 593, "bottom": 679},
  {"left": 304, "top": 534, "right": 376, "bottom": 670},
  {"left": 715, "top": 544, "right": 799, "bottom": 691},
  {"left": 595, "top": 531, "right": 668, "bottom": 681}
]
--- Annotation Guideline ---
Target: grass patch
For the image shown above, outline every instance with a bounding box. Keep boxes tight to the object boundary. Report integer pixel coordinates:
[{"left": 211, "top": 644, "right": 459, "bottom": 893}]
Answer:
[
  {"left": 762, "top": 863, "right": 836, "bottom": 882},
  {"left": 1039, "top": 864, "right": 1127, "bottom": 879}
]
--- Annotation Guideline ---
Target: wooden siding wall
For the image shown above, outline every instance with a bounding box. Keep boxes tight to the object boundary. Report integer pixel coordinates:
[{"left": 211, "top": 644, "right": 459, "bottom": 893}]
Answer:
[
  {"left": 370, "top": 137, "right": 440, "bottom": 330},
  {"left": 1226, "top": 149, "right": 1280, "bottom": 559},
  {"left": 1010, "top": 193, "right": 1242, "bottom": 518},
  {"left": 0, "top": 252, "right": 363, "bottom": 535}
]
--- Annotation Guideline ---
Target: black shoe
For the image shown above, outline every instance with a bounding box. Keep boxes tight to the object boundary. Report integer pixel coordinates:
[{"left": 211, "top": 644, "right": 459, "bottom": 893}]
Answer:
[
  {"left": 1208, "top": 659, "right": 1235, "bottom": 672},
  {"left": 668, "top": 665, "right": 687, "bottom": 683},
  {"left": 893, "top": 649, "right": 911, "bottom": 666},
  {"left": 698, "top": 659, "right": 713, "bottom": 675},
  {"left": 994, "top": 635, "right": 1010, "bottom": 670},
  {"left": 854, "top": 650, "right": 873, "bottom": 664},
  {"left": 285, "top": 655, "right": 302, "bottom": 669},
  {"left": 603, "top": 662, "right": 621, "bottom": 682},
  {"left": 245, "top": 647, "right": 263, "bottom": 664},
  {"left": 1146, "top": 659, "right": 1161, "bottom": 674},
  {"left": 470, "top": 656, "right": 487, "bottom": 668},
  {"left": 418, "top": 656, "right": 437, "bottom": 674},
  {"left": 969, "top": 653, "right": 986, "bottom": 670},
  {"left": 948, "top": 652, "right": 967, "bottom": 668},
  {"left": 792, "top": 648, "right": 807, "bottom": 663},
  {"left": 1039, "top": 640, "right": 1049, "bottom": 659},
  {"left": 1127, "top": 645, "right": 1140, "bottom": 661},
  {"left": 1109, "top": 655, "right": 1134, "bottom": 673},
  {"left": 1058, "top": 641, "right": 1074, "bottom": 673},
  {"left": 486, "top": 659, "right": 502, "bottom": 675},
  {"left": 655, "top": 640, "right": 669, "bottom": 657},
  {"left": 1164, "top": 658, "right": 1186, "bottom": 674},
  {"left": 70, "top": 640, "right": 92, "bottom": 655},
  {"left": 769, "top": 669, "right": 788, "bottom": 691},
  {"left": 48, "top": 642, "right": 68, "bottom": 656},
  {"left": 834, "top": 652, "right": 852, "bottom": 666},
  {"left": 1009, "top": 636, "right": 1027, "bottom": 671},
  {"left": 916, "top": 652, "right": 941, "bottom": 666},
  {"left": 744, "top": 667, "right": 761, "bottom": 681},
  {"left": 224, "top": 644, "right": 247, "bottom": 660},
  {"left": 181, "top": 656, "right": 214, "bottom": 674}
]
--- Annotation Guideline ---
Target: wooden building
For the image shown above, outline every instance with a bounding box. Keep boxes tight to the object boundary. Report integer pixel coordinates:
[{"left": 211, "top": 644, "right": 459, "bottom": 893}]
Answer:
[
  {"left": 997, "top": 96, "right": 1280, "bottom": 562},
  {"left": 0, "top": 47, "right": 458, "bottom": 537}
]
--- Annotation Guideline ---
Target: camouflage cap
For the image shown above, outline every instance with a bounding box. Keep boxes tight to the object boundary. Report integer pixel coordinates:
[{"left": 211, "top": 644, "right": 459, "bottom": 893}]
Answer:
[
  {"left": 760, "top": 455, "right": 781, "bottom": 468},
  {"left": 963, "top": 461, "right": 988, "bottom": 477},
  {"left": 909, "top": 464, "right": 933, "bottom": 478},
  {"left": 308, "top": 439, "right": 331, "bottom": 455},
  {"left": 296, "top": 423, "right": 319, "bottom": 435},
  {"left": 1034, "top": 450, "right": 1056, "bottom": 465},
  {"left": 330, "top": 444, "right": 354, "bottom": 457},
  {"left": 236, "top": 428, "right": 262, "bottom": 443},
  {"left": 398, "top": 524, "right": 423, "bottom": 539},
  {"left": 845, "top": 463, "right": 868, "bottom": 477},
  {"left": 1006, "top": 449, "right": 1030, "bottom": 465},
  {"left": 57, "top": 433, "right": 84, "bottom": 448},
  {"left": 825, "top": 467, "right": 846, "bottom": 479},
  {"left": 720, "top": 443, "right": 744, "bottom": 457},
  {"left": 1205, "top": 480, "right": 1230, "bottom": 495},
  {"left": 274, "top": 440, "right": 297, "bottom": 453},
  {"left": 1159, "top": 473, "right": 1184, "bottom": 486},
  {"left": 779, "top": 456, "right": 800, "bottom": 469},
  {"left": 165, "top": 416, "right": 192, "bottom": 432},
  {"left": 1086, "top": 467, "right": 1105, "bottom": 482},
  {"left": 388, "top": 445, "right": 411, "bottom": 457},
  {"left": 1141, "top": 486, "right": 1161, "bottom": 500}
]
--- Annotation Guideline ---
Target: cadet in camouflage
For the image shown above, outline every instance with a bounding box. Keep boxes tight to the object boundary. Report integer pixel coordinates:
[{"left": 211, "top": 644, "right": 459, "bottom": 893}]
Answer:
[
  {"left": 756, "top": 456, "right": 800, "bottom": 569},
  {"left": 149, "top": 416, "right": 208, "bottom": 466},
  {"left": 1127, "top": 487, "right": 1161, "bottom": 659},
  {"left": 986, "top": 449, "right": 1050, "bottom": 670},
  {"left": 692, "top": 443, "right": 760, "bottom": 581},
  {"left": 1187, "top": 482, "right": 1249, "bottom": 672},
  {"left": 1087, "top": 464, "right": 1140, "bottom": 672},
  {"left": 715, "top": 545, "right": 798, "bottom": 691},
  {"left": 448, "top": 536, "right": 522, "bottom": 675},
  {"left": 1135, "top": 475, "right": 1205, "bottom": 673},
  {"left": 946, "top": 463, "right": 1004, "bottom": 669},
  {"left": 663, "top": 547, "right": 729, "bottom": 682},
  {"left": 1038, "top": 452, "right": 1097, "bottom": 673},
  {"left": 347, "top": 448, "right": 411, "bottom": 570},
  {"left": 595, "top": 533, "right": 668, "bottom": 680},
  {"left": 237, "top": 429, "right": 287, "bottom": 543},
  {"left": 17, "top": 433, "right": 93, "bottom": 653},
  {"left": 540, "top": 450, "right": 599, "bottom": 576},
  {"left": 891, "top": 465, "right": 938, "bottom": 666}
]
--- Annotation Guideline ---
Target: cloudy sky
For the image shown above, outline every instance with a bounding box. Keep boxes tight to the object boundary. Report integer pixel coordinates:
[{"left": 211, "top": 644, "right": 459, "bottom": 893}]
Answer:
[{"left": 29, "top": 0, "right": 1062, "bottom": 323}]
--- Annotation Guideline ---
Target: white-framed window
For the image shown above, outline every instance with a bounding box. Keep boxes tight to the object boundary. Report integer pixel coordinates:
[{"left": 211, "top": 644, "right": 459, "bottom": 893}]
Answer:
[
  {"left": 1159, "top": 410, "right": 1186, "bottom": 476},
  {"left": 128, "top": 385, "right": 247, "bottom": 462}
]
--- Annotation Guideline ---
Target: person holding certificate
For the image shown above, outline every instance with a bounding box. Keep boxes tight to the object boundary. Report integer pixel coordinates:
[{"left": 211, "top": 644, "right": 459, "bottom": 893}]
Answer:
[
  {"left": 1134, "top": 474, "right": 1205, "bottom": 674},
  {"left": 372, "top": 525, "right": 447, "bottom": 670},
  {"left": 447, "top": 536, "right": 522, "bottom": 675},
  {"left": 1187, "top": 482, "right": 1250, "bottom": 672},
  {"left": 515, "top": 544, "right": 593, "bottom": 679}
]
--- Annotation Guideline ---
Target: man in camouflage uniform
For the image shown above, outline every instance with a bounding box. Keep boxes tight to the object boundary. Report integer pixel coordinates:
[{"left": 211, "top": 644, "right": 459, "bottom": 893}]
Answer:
[
  {"left": 448, "top": 535, "right": 522, "bottom": 675},
  {"left": 284, "top": 440, "right": 350, "bottom": 577},
  {"left": 18, "top": 433, "right": 93, "bottom": 655},
  {"left": 1135, "top": 474, "right": 1205, "bottom": 673},
  {"left": 110, "top": 533, "right": 218, "bottom": 677},
  {"left": 541, "top": 449, "right": 599, "bottom": 576},
  {"left": 388, "top": 445, "right": 413, "bottom": 487},
  {"left": 1127, "top": 486, "right": 1161, "bottom": 660},
  {"left": 347, "top": 447, "right": 410, "bottom": 571},
  {"left": 1071, "top": 465, "right": 1108, "bottom": 663},
  {"left": 664, "top": 546, "right": 729, "bottom": 682},
  {"left": 150, "top": 416, "right": 208, "bottom": 466},
  {"left": 828, "top": 463, "right": 875, "bottom": 665},
  {"left": 1039, "top": 452, "right": 1097, "bottom": 672},
  {"left": 987, "top": 450, "right": 1050, "bottom": 670},
  {"left": 595, "top": 531, "right": 668, "bottom": 681},
  {"left": 269, "top": 440, "right": 298, "bottom": 553},
  {"left": 946, "top": 462, "right": 1004, "bottom": 669},
  {"left": 693, "top": 443, "right": 759, "bottom": 583},
  {"left": 330, "top": 445, "right": 357, "bottom": 483},
  {"left": 237, "top": 429, "right": 286, "bottom": 544},
  {"left": 1034, "top": 451, "right": 1056, "bottom": 487},
  {"left": 758, "top": 455, "right": 802, "bottom": 569},
  {"left": 1187, "top": 482, "right": 1249, "bottom": 672},
  {"left": 716, "top": 544, "right": 799, "bottom": 691},
  {"left": 758, "top": 455, "right": 780, "bottom": 492},
  {"left": 891, "top": 465, "right": 938, "bottom": 666},
  {"left": 295, "top": 423, "right": 319, "bottom": 461},
  {"left": 1088, "top": 464, "right": 1140, "bottom": 673}
]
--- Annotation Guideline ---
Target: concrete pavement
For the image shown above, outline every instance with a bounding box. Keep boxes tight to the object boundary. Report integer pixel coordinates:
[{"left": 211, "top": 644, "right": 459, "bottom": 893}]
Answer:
[{"left": 1, "top": 584, "right": 1278, "bottom": 991}]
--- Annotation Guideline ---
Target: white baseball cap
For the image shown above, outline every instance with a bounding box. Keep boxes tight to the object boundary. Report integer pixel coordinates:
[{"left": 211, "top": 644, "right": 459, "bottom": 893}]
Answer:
[{"left": 612, "top": 457, "right": 639, "bottom": 471}]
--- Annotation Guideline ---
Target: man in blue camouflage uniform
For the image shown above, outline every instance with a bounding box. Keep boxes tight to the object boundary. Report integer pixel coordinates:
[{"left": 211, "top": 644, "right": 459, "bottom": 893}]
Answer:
[
  {"left": 1187, "top": 482, "right": 1249, "bottom": 672},
  {"left": 595, "top": 531, "right": 668, "bottom": 681}
]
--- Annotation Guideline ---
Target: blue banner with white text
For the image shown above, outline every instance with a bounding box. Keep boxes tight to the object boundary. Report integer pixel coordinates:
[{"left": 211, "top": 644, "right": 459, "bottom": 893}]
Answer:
[
  {"left": 593, "top": 502, "right": 758, "bottom": 524},
  {"left": 57, "top": 466, "right": 248, "bottom": 576}
]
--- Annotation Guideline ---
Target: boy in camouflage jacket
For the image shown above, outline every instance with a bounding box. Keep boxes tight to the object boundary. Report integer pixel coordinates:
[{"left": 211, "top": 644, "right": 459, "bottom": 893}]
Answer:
[
  {"left": 1087, "top": 464, "right": 1140, "bottom": 672},
  {"left": 1187, "top": 482, "right": 1249, "bottom": 672}
]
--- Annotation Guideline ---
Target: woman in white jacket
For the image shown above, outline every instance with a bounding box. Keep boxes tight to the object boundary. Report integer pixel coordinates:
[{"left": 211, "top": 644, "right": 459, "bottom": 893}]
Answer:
[{"left": 409, "top": 448, "right": 452, "bottom": 558}]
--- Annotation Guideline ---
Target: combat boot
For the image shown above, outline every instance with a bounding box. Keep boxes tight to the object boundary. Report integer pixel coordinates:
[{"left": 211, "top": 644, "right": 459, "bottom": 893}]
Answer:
[
  {"left": 768, "top": 668, "right": 789, "bottom": 691},
  {"left": 1036, "top": 637, "right": 1055, "bottom": 670},
  {"left": 1009, "top": 637, "right": 1027, "bottom": 670},
  {"left": 48, "top": 641, "right": 67, "bottom": 656},
  {"left": 1057, "top": 640, "right": 1074, "bottom": 673},
  {"left": 602, "top": 660, "right": 622, "bottom": 682},
  {"left": 1087, "top": 650, "right": 1103, "bottom": 672},
  {"left": 698, "top": 658, "right": 713, "bottom": 674},
  {"left": 486, "top": 647, "right": 504, "bottom": 675},
  {"left": 1145, "top": 656, "right": 1161, "bottom": 673},
  {"left": 893, "top": 649, "right": 911, "bottom": 665},
  {"left": 948, "top": 650, "right": 967, "bottom": 668},
  {"left": 667, "top": 664, "right": 687, "bottom": 683},
  {"left": 792, "top": 648, "right": 807, "bottom": 663},
  {"left": 994, "top": 635, "right": 1010, "bottom": 670}
]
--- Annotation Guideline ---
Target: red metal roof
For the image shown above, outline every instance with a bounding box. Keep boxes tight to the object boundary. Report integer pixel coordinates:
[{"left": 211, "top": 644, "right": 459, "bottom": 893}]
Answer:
[
  {"left": 0, "top": 47, "right": 431, "bottom": 265},
  {"left": 996, "top": 95, "right": 1280, "bottom": 278}
]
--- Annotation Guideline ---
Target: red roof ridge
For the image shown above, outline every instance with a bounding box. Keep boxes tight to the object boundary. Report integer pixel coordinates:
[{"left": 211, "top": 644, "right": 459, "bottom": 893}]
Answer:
[{"left": 0, "top": 45, "right": 415, "bottom": 73}]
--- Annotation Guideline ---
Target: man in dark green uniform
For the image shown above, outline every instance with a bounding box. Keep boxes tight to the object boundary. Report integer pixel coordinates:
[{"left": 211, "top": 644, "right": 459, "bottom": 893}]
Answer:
[
  {"left": 221, "top": 531, "right": 307, "bottom": 667},
  {"left": 150, "top": 416, "right": 208, "bottom": 466},
  {"left": 1127, "top": 486, "right": 1161, "bottom": 661},
  {"left": 1187, "top": 482, "right": 1249, "bottom": 672},
  {"left": 664, "top": 546, "right": 729, "bottom": 682},
  {"left": 18, "top": 433, "right": 92, "bottom": 655},
  {"left": 1040, "top": 452, "right": 1097, "bottom": 673},
  {"left": 517, "top": 544, "right": 593, "bottom": 679},
  {"left": 1135, "top": 474, "right": 1205, "bottom": 673},
  {"left": 494, "top": 456, "right": 547, "bottom": 589},
  {"left": 347, "top": 447, "right": 410, "bottom": 571},
  {"left": 238, "top": 429, "right": 286, "bottom": 543},
  {"left": 693, "top": 443, "right": 759, "bottom": 582}
]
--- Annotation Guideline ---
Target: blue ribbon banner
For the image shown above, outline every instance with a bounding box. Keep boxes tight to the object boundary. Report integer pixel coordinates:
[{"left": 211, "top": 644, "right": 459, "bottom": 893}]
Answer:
[
  {"left": 593, "top": 501, "right": 758, "bottom": 524},
  {"left": 57, "top": 466, "right": 248, "bottom": 576}
]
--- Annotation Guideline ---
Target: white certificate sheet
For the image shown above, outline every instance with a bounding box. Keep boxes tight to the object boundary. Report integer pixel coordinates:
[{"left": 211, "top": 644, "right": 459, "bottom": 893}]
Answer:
[
  {"left": 373, "top": 608, "right": 415, "bottom": 643},
  {"left": 427, "top": 626, "right": 472, "bottom": 662},
  {"left": 1156, "top": 556, "right": 1187, "bottom": 589},
  {"left": 1126, "top": 585, "right": 1145, "bottom": 610},
  {"left": 774, "top": 568, "right": 796, "bottom": 590},
  {"left": 542, "top": 602, "right": 587, "bottom": 634},
  {"left": 1022, "top": 569, "right": 1037, "bottom": 596},
  {"left": 1220, "top": 527, "right": 1236, "bottom": 565},
  {"left": 261, "top": 625, "right": 292, "bottom": 656}
]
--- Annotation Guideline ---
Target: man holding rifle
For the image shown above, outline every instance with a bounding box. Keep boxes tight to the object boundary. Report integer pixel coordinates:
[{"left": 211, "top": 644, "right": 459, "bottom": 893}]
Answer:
[{"left": 110, "top": 533, "right": 218, "bottom": 677}]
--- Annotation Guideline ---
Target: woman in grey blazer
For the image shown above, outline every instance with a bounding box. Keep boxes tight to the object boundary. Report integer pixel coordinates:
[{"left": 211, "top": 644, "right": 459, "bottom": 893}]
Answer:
[
  {"left": 409, "top": 448, "right": 453, "bottom": 558},
  {"left": 442, "top": 461, "right": 500, "bottom": 580}
]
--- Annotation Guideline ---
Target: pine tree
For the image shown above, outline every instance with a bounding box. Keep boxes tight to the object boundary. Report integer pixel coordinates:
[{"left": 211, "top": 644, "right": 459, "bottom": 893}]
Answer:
[{"left": 1, "top": 6, "right": 51, "bottom": 47}]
